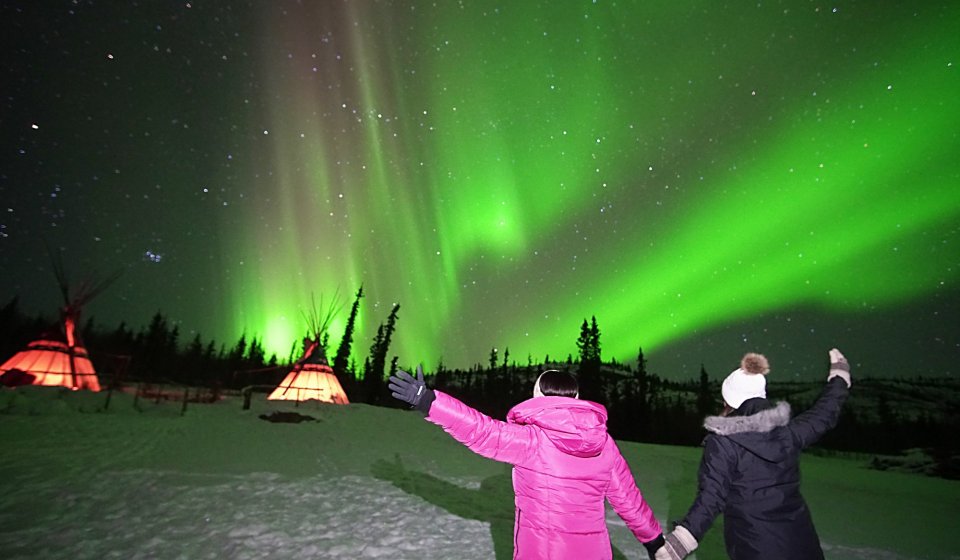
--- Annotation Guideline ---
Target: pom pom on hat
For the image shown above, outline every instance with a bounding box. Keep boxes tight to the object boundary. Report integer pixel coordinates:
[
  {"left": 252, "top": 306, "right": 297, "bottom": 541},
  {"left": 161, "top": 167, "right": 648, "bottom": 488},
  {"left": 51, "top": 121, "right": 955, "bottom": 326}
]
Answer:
[
  {"left": 741, "top": 353, "right": 770, "bottom": 374},
  {"left": 722, "top": 353, "right": 770, "bottom": 409}
]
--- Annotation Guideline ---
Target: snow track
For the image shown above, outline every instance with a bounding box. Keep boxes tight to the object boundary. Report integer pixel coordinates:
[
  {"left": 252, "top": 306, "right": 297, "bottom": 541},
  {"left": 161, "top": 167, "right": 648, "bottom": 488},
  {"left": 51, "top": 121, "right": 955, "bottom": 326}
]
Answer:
[{"left": 0, "top": 471, "right": 493, "bottom": 560}]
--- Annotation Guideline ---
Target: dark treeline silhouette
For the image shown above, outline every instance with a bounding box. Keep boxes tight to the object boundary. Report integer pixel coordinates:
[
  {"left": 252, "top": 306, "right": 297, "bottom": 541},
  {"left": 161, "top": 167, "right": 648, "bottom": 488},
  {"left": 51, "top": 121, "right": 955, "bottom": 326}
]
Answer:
[
  {"left": 411, "top": 315, "right": 959, "bottom": 479},
  {"left": 0, "top": 290, "right": 402, "bottom": 404},
  {"left": 424, "top": 360, "right": 959, "bottom": 479},
  {"left": 1, "top": 296, "right": 957, "bottom": 477}
]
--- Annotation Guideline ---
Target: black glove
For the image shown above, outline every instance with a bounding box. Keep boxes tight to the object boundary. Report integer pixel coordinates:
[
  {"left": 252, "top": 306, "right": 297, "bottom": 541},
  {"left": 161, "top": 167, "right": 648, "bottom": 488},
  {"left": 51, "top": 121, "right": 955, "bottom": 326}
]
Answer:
[
  {"left": 388, "top": 365, "right": 436, "bottom": 414},
  {"left": 642, "top": 534, "right": 665, "bottom": 560}
]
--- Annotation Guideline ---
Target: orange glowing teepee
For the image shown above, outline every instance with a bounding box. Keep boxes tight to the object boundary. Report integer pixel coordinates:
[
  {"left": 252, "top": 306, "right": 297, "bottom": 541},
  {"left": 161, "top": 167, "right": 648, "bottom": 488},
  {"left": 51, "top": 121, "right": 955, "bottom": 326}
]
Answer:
[
  {"left": 0, "top": 253, "right": 120, "bottom": 392},
  {"left": 268, "top": 293, "right": 349, "bottom": 404}
]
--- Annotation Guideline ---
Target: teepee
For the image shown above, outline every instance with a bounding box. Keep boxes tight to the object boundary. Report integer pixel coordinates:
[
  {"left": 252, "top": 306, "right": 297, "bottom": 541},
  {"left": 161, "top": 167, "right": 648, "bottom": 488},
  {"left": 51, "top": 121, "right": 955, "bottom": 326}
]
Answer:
[
  {"left": 268, "top": 294, "right": 349, "bottom": 404},
  {"left": 0, "top": 254, "right": 119, "bottom": 392}
]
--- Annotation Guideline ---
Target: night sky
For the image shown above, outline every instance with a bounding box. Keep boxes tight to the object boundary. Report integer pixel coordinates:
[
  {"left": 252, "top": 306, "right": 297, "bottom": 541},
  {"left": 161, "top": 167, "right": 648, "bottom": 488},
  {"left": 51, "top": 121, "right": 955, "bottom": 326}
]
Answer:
[{"left": 2, "top": 1, "right": 958, "bottom": 380}]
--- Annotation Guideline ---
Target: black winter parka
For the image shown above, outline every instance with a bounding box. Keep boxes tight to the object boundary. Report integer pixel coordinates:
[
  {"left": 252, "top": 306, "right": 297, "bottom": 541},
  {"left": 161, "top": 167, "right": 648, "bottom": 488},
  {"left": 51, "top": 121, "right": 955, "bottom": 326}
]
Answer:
[{"left": 679, "top": 377, "right": 849, "bottom": 560}]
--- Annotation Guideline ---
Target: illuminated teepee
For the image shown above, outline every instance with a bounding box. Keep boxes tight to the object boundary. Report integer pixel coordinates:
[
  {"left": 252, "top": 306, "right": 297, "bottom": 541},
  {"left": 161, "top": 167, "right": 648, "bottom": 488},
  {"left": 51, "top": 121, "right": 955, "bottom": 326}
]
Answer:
[
  {"left": 0, "top": 255, "right": 120, "bottom": 392},
  {"left": 268, "top": 293, "right": 349, "bottom": 404}
]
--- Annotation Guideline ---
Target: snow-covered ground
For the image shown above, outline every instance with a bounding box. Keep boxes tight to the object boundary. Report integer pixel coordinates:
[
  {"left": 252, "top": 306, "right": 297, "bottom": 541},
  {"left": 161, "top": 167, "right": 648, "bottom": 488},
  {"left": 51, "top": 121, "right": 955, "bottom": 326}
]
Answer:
[{"left": 0, "top": 386, "right": 956, "bottom": 559}]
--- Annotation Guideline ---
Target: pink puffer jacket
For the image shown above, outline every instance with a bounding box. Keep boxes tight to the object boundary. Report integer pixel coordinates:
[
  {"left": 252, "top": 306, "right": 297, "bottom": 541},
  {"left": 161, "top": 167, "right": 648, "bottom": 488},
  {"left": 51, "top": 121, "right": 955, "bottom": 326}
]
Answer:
[{"left": 426, "top": 391, "right": 661, "bottom": 559}]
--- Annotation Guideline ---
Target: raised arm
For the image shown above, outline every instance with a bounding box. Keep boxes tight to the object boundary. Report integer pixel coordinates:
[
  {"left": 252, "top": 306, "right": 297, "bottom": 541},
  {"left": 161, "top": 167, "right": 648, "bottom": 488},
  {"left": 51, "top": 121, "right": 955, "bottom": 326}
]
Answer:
[
  {"left": 425, "top": 390, "right": 537, "bottom": 464},
  {"left": 789, "top": 348, "right": 851, "bottom": 449},
  {"left": 388, "top": 365, "right": 537, "bottom": 464}
]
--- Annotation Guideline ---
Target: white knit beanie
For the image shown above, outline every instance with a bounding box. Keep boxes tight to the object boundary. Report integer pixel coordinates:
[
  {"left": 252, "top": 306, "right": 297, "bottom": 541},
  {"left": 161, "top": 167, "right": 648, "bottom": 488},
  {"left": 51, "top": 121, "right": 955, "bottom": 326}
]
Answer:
[{"left": 721, "top": 353, "right": 770, "bottom": 409}]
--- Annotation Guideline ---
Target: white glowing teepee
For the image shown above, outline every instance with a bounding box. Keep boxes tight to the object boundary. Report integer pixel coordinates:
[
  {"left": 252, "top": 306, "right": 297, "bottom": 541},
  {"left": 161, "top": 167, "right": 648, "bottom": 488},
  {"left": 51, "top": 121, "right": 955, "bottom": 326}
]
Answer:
[
  {"left": 268, "top": 294, "right": 349, "bottom": 404},
  {"left": 267, "top": 340, "right": 349, "bottom": 404}
]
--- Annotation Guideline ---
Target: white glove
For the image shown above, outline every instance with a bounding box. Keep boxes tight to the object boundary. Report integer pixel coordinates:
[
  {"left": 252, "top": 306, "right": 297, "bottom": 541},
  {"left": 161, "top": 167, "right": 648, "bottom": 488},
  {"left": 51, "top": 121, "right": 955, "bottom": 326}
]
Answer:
[
  {"left": 653, "top": 544, "right": 679, "bottom": 560},
  {"left": 828, "top": 348, "right": 851, "bottom": 387},
  {"left": 654, "top": 546, "right": 673, "bottom": 560},
  {"left": 660, "top": 525, "right": 698, "bottom": 559}
]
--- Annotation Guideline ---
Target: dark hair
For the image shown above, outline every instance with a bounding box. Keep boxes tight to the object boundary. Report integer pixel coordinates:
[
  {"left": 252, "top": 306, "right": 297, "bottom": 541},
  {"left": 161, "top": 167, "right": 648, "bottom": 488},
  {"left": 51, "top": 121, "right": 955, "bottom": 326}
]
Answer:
[{"left": 537, "top": 370, "right": 579, "bottom": 398}]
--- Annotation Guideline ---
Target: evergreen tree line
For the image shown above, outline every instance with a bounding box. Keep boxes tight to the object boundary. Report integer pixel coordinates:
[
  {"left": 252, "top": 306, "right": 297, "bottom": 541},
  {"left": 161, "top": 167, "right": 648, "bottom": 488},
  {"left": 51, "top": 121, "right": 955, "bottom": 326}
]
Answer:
[
  {"left": 1, "top": 297, "right": 957, "bottom": 475},
  {"left": 415, "top": 315, "right": 959, "bottom": 478},
  {"left": 0, "top": 289, "right": 393, "bottom": 402}
]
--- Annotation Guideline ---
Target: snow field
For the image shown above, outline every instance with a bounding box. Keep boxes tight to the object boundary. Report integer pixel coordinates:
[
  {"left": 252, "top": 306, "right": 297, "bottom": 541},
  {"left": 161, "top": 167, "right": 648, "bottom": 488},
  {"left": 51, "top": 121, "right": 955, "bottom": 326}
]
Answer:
[{"left": 1, "top": 387, "right": 957, "bottom": 559}]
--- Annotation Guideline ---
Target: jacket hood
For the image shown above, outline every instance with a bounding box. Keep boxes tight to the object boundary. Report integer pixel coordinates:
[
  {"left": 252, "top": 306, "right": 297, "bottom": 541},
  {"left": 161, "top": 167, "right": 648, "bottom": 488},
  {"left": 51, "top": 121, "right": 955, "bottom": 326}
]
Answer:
[
  {"left": 703, "top": 401, "right": 792, "bottom": 462},
  {"left": 507, "top": 396, "right": 608, "bottom": 458}
]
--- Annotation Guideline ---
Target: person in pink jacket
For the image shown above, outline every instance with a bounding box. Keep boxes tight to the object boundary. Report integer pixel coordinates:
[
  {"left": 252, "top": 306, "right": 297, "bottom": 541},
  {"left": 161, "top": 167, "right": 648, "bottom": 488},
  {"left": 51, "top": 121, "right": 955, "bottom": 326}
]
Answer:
[{"left": 388, "top": 367, "right": 668, "bottom": 560}]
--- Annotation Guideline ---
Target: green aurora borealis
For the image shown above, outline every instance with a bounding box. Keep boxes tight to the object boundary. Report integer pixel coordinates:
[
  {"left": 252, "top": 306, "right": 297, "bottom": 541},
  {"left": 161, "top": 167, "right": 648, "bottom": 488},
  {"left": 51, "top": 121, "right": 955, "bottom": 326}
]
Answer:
[{"left": 2, "top": 1, "right": 958, "bottom": 378}]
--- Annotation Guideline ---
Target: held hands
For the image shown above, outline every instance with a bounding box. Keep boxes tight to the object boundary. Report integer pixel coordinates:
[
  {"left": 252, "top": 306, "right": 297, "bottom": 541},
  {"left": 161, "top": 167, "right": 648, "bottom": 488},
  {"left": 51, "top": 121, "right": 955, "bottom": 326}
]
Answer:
[
  {"left": 828, "top": 348, "right": 851, "bottom": 388},
  {"left": 642, "top": 534, "right": 665, "bottom": 560},
  {"left": 388, "top": 365, "right": 436, "bottom": 414},
  {"left": 658, "top": 525, "right": 698, "bottom": 560}
]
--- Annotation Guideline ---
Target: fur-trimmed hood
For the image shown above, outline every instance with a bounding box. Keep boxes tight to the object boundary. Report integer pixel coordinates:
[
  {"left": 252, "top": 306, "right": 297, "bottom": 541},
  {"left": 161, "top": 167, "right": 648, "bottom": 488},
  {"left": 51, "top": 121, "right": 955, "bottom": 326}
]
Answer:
[
  {"left": 704, "top": 401, "right": 791, "bottom": 435},
  {"left": 703, "top": 401, "right": 792, "bottom": 462}
]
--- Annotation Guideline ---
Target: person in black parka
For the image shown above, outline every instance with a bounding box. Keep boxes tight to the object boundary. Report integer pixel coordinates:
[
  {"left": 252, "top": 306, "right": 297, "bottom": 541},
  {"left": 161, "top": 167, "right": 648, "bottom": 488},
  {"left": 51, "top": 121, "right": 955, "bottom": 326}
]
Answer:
[{"left": 657, "top": 348, "right": 851, "bottom": 560}]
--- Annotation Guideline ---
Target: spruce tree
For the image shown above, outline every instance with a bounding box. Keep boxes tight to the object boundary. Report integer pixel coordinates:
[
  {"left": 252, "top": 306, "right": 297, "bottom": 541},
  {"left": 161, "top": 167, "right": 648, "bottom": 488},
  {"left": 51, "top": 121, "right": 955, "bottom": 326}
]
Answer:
[
  {"left": 696, "top": 364, "right": 714, "bottom": 417},
  {"left": 588, "top": 316, "right": 601, "bottom": 364},
  {"left": 379, "top": 303, "right": 401, "bottom": 369},
  {"left": 333, "top": 286, "right": 363, "bottom": 380},
  {"left": 576, "top": 319, "right": 590, "bottom": 363},
  {"left": 363, "top": 325, "right": 385, "bottom": 403},
  {"left": 635, "top": 347, "right": 648, "bottom": 381},
  {"left": 364, "top": 303, "right": 401, "bottom": 404},
  {"left": 634, "top": 346, "right": 650, "bottom": 438},
  {"left": 249, "top": 336, "right": 266, "bottom": 368},
  {"left": 577, "top": 316, "right": 602, "bottom": 400}
]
